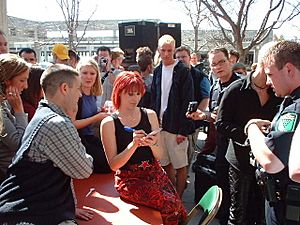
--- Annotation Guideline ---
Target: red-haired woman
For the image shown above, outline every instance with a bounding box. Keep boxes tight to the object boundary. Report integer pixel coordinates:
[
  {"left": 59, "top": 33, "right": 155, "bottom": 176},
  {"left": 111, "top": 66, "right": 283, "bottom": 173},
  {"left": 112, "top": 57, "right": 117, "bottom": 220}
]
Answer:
[{"left": 100, "top": 71, "right": 187, "bottom": 225}]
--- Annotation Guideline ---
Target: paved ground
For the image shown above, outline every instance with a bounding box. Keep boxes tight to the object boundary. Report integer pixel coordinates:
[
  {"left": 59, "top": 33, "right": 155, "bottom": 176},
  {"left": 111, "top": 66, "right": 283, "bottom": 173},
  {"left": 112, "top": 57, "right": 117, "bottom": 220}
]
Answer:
[{"left": 182, "top": 131, "right": 220, "bottom": 225}]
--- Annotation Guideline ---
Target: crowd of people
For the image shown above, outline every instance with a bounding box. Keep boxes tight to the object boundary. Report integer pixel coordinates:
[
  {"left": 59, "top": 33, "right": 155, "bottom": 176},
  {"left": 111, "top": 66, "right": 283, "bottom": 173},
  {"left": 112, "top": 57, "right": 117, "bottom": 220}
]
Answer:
[{"left": 0, "top": 28, "right": 299, "bottom": 225}]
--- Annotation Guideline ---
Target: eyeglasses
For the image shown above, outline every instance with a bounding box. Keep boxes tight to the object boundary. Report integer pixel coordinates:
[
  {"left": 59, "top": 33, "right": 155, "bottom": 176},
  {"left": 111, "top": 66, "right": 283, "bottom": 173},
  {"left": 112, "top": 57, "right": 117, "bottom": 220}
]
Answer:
[{"left": 211, "top": 58, "right": 227, "bottom": 68}]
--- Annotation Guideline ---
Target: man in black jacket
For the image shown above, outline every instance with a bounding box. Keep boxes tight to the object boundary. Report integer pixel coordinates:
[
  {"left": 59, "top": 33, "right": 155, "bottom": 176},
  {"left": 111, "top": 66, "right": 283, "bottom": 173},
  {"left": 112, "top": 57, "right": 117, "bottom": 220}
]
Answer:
[
  {"left": 187, "top": 47, "right": 240, "bottom": 225},
  {"left": 151, "top": 35, "right": 194, "bottom": 198}
]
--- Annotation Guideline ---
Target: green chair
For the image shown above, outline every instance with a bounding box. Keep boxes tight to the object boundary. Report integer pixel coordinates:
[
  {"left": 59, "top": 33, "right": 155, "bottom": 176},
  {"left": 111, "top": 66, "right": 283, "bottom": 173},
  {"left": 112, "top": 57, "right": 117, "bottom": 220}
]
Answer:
[{"left": 183, "top": 185, "right": 222, "bottom": 225}]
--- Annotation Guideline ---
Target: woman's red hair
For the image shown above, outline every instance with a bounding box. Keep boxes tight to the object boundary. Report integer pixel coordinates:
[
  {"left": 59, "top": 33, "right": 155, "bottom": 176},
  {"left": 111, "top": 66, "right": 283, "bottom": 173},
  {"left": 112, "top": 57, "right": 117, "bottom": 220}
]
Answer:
[{"left": 112, "top": 71, "right": 146, "bottom": 109}]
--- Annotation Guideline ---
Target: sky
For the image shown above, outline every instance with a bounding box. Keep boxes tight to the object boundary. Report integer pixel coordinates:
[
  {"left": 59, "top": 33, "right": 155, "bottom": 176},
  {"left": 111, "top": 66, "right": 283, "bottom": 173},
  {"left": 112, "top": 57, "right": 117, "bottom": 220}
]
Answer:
[
  {"left": 6, "top": 0, "right": 300, "bottom": 39},
  {"left": 7, "top": 0, "right": 188, "bottom": 26}
]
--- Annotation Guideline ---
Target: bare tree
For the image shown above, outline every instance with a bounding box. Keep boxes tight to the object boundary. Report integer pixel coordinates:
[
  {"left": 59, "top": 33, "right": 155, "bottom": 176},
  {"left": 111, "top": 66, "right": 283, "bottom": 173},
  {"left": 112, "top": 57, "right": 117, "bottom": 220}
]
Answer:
[
  {"left": 56, "top": 0, "right": 96, "bottom": 50},
  {"left": 176, "top": 0, "right": 210, "bottom": 53},
  {"left": 202, "top": 0, "right": 300, "bottom": 62}
]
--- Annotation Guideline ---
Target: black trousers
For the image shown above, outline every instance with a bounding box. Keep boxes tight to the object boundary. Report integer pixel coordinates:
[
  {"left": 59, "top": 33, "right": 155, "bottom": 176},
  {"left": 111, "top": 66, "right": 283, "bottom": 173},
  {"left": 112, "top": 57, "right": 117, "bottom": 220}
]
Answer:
[
  {"left": 216, "top": 163, "right": 230, "bottom": 225},
  {"left": 228, "top": 165, "right": 265, "bottom": 225},
  {"left": 215, "top": 136, "right": 230, "bottom": 225}
]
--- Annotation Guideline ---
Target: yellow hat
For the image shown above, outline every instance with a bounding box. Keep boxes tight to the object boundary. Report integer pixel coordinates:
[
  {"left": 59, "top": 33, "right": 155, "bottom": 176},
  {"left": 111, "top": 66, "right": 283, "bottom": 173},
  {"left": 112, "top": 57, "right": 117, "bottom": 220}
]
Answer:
[{"left": 52, "top": 44, "right": 69, "bottom": 60}]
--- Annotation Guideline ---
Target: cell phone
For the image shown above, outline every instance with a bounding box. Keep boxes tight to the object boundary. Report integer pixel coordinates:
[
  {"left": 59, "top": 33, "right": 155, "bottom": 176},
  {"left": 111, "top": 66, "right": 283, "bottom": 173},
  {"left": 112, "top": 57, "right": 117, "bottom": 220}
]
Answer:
[
  {"left": 187, "top": 101, "right": 198, "bottom": 114},
  {"left": 147, "top": 128, "right": 162, "bottom": 136}
]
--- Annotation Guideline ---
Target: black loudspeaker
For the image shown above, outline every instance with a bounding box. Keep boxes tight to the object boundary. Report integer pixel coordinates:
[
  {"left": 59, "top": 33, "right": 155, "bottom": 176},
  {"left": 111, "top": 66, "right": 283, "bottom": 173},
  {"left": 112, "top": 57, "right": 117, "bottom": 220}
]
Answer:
[
  {"left": 118, "top": 21, "right": 158, "bottom": 66},
  {"left": 158, "top": 22, "right": 181, "bottom": 48}
]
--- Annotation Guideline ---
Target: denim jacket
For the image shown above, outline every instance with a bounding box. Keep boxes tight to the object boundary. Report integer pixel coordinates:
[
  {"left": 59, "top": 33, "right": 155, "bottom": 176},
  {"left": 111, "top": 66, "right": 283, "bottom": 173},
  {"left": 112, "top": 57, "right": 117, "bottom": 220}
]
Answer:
[{"left": 151, "top": 61, "right": 194, "bottom": 136}]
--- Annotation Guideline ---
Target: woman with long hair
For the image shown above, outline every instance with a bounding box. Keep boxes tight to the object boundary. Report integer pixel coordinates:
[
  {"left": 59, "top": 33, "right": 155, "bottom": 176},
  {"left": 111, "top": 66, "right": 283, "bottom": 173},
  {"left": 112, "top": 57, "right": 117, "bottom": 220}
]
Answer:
[
  {"left": 74, "top": 57, "right": 111, "bottom": 173},
  {"left": 0, "top": 53, "right": 29, "bottom": 182}
]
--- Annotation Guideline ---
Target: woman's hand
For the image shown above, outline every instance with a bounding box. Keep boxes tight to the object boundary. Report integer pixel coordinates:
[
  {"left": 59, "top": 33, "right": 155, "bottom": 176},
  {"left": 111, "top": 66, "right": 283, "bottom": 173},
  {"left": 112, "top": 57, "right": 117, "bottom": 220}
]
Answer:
[
  {"left": 142, "top": 132, "right": 159, "bottom": 147},
  {"left": 132, "top": 130, "right": 147, "bottom": 147},
  {"left": 5, "top": 86, "right": 24, "bottom": 113}
]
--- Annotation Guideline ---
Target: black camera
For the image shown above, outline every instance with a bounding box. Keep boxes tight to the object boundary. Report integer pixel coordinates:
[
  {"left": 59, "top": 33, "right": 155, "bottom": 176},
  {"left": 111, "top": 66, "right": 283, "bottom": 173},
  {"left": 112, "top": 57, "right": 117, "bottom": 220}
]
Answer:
[
  {"left": 100, "top": 57, "right": 108, "bottom": 64},
  {"left": 187, "top": 101, "right": 198, "bottom": 114}
]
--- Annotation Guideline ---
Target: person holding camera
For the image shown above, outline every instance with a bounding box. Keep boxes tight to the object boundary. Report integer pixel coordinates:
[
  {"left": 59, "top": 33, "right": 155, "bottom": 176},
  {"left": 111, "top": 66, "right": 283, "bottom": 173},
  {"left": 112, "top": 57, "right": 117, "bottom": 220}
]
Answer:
[
  {"left": 246, "top": 41, "right": 300, "bottom": 225},
  {"left": 188, "top": 47, "right": 241, "bottom": 225},
  {"left": 95, "top": 46, "right": 111, "bottom": 75},
  {"left": 94, "top": 46, "right": 112, "bottom": 108}
]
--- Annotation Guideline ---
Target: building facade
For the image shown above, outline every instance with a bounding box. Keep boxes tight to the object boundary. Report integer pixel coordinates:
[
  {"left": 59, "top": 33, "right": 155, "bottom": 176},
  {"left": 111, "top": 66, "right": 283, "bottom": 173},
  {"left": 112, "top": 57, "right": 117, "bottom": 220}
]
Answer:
[{"left": 6, "top": 16, "right": 271, "bottom": 65}]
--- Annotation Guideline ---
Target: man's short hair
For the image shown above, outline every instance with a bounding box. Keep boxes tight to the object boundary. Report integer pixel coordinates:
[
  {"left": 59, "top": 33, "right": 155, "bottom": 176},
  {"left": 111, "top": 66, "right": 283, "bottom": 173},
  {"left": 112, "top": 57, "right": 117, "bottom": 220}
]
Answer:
[
  {"left": 136, "top": 47, "right": 153, "bottom": 72},
  {"left": 175, "top": 46, "right": 191, "bottom": 56},
  {"left": 208, "top": 47, "right": 229, "bottom": 59},
  {"left": 263, "top": 41, "right": 300, "bottom": 71},
  {"left": 40, "top": 64, "right": 79, "bottom": 97},
  {"left": 19, "top": 48, "right": 37, "bottom": 58},
  {"left": 96, "top": 46, "right": 111, "bottom": 55},
  {"left": 158, "top": 35, "right": 175, "bottom": 48}
]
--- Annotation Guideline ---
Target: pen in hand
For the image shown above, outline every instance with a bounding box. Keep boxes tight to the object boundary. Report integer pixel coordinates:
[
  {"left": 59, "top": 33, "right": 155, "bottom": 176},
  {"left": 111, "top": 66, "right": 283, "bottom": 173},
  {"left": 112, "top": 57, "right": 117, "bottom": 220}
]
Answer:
[{"left": 124, "top": 126, "right": 136, "bottom": 133}]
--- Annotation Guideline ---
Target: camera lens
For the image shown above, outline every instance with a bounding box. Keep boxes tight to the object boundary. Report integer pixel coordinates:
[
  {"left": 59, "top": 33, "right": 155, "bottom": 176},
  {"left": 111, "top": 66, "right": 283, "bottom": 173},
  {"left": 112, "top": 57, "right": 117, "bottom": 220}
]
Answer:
[{"left": 100, "top": 57, "right": 108, "bottom": 64}]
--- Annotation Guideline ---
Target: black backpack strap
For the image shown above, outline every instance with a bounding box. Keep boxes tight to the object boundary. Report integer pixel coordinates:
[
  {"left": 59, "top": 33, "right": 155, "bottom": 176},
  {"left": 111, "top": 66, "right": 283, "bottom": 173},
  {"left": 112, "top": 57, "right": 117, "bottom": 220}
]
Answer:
[{"left": 101, "top": 72, "right": 110, "bottom": 84}]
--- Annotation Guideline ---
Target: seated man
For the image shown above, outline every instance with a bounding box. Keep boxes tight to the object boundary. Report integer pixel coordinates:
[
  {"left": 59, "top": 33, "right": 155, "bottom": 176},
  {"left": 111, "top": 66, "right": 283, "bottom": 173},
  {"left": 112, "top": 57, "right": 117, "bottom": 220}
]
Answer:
[{"left": 0, "top": 64, "right": 93, "bottom": 225}]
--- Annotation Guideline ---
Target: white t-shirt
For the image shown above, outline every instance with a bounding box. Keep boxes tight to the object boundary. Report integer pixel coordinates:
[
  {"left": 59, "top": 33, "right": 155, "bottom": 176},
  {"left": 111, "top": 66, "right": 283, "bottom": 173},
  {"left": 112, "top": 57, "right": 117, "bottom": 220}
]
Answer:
[{"left": 160, "top": 60, "right": 178, "bottom": 120}]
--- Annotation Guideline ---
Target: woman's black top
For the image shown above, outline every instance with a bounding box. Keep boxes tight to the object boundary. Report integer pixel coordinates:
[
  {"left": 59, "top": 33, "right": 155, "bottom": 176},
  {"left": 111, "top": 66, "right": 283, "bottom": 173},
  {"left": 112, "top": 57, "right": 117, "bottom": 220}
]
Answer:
[{"left": 112, "top": 107, "right": 155, "bottom": 168}]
